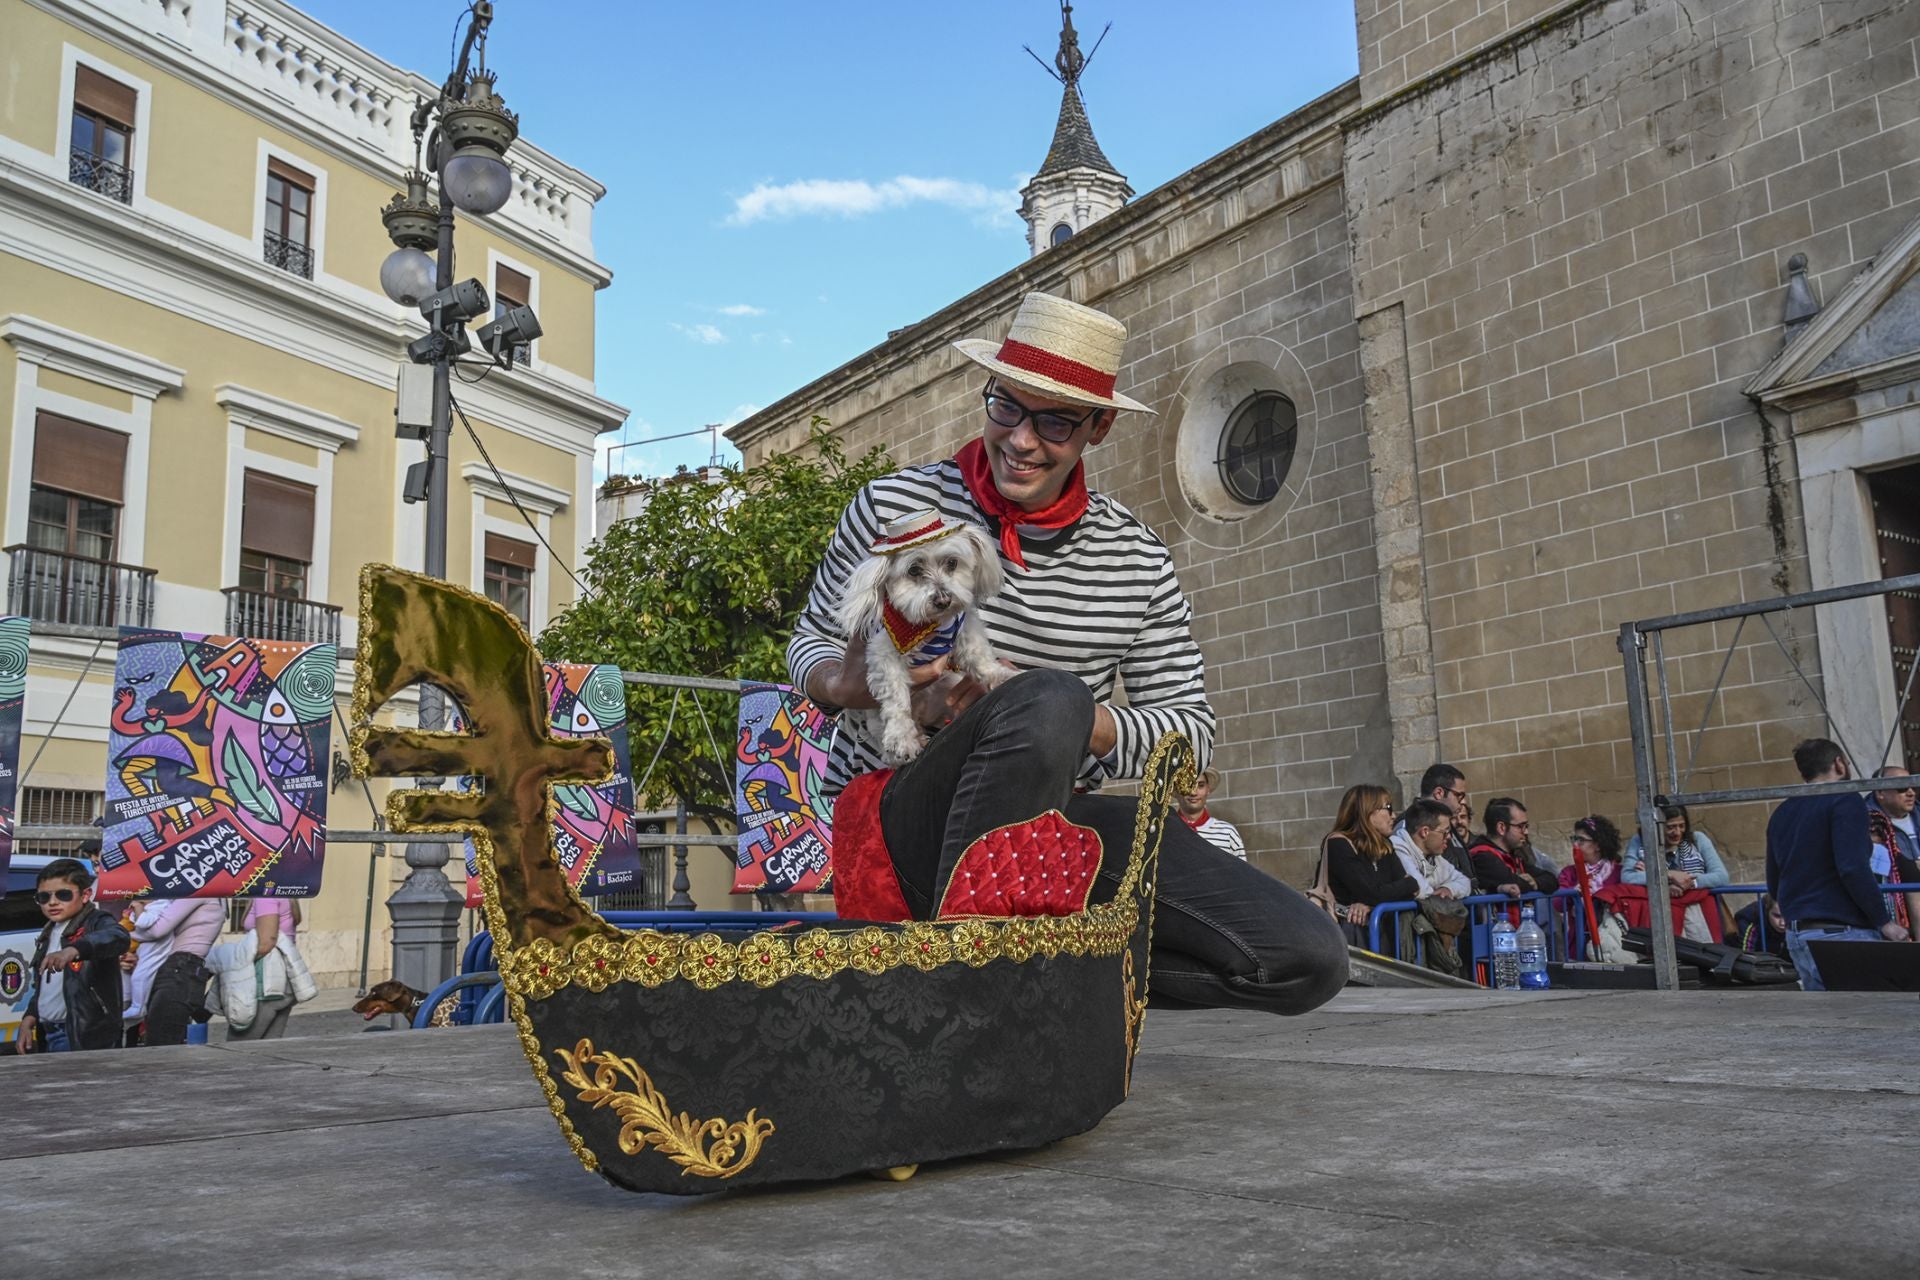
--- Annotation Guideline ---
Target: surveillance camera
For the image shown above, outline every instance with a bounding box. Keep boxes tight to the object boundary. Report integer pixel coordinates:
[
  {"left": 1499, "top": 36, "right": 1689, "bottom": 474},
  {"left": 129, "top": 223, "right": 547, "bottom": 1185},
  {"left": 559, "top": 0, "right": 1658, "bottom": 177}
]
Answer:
[
  {"left": 417, "top": 278, "right": 490, "bottom": 324},
  {"left": 476, "top": 304, "right": 543, "bottom": 367},
  {"left": 406, "top": 324, "right": 472, "bottom": 365}
]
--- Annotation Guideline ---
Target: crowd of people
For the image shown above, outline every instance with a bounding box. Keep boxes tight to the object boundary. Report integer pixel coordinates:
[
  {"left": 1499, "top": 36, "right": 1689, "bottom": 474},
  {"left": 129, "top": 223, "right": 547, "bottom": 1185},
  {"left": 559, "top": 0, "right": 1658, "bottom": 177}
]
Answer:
[
  {"left": 14, "top": 849, "right": 311, "bottom": 1056},
  {"left": 1291, "top": 744, "right": 1919, "bottom": 987}
]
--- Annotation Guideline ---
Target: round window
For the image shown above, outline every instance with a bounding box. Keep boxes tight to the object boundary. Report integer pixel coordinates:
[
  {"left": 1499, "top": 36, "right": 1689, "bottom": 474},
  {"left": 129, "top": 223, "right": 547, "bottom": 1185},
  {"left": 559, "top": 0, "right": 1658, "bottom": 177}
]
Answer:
[
  {"left": 1050, "top": 222, "right": 1073, "bottom": 246},
  {"left": 1215, "top": 391, "right": 1297, "bottom": 505}
]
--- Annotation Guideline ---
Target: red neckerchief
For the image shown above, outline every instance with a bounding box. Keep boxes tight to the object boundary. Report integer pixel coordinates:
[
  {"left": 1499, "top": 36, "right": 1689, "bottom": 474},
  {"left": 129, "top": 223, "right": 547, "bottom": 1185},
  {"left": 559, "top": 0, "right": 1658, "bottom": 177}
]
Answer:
[
  {"left": 1179, "top": 809, "right": 1209, "bottom": 829},
  {"left": 955, "top": 438, "right": 1089, "bottom": 571},
  {"left": 880, "top": 600, "right": 939, "bottom": 655}
]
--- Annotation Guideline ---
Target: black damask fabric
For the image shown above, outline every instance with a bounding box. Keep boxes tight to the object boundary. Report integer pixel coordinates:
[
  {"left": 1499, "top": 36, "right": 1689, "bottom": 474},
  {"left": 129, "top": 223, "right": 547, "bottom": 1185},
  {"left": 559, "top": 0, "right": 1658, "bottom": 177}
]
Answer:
[{"left": 533, "top": 939, "right": 1135, "bottom": 1194}]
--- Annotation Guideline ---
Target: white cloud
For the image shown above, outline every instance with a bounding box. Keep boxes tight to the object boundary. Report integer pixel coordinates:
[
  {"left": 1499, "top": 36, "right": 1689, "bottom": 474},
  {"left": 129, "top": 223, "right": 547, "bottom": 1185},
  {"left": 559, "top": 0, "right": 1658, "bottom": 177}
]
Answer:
[
  {"left": 727, "top": 176, "right": 1020, "bottom": 227},
  {"left": 720, "top": 403, "right": 762, "bottom": 428},
  {"left": 716, "top": 303, "right": 767, "bottom": 317},
  {"left": 672, "top": 322, "right": 728, "bottom": 345}
]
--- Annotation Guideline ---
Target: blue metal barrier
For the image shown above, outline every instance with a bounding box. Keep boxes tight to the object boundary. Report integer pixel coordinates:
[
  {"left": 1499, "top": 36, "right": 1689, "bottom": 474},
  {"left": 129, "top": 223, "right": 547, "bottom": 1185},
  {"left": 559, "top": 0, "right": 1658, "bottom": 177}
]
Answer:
[
  {"left": 412, "top": 971, "right": 504, "bottom": 1028},
  {"left": 1365, "top": 890, "right": 1587, "bottom": 983}
]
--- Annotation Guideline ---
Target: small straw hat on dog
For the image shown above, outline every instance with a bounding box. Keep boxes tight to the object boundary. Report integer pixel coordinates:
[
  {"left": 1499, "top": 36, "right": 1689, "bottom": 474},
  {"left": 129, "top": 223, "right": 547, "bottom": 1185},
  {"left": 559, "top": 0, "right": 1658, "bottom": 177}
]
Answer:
[
  {"left": 953, "top": 292, "right": 1151, "bottom": 414},
  {"left": 872, "top": 508, "right": 962, "bottom": 557}
]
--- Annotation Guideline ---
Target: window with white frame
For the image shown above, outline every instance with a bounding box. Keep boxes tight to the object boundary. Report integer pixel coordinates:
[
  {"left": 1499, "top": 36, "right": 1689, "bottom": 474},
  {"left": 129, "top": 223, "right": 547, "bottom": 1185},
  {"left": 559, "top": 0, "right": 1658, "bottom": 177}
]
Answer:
[{"left": 482, "top": 532, "right": 535, "bottom": 627}]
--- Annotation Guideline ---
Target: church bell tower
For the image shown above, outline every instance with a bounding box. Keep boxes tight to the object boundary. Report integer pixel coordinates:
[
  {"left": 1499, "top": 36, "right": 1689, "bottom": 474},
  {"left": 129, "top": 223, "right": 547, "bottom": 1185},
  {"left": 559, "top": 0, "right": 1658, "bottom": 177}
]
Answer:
[{"left": 1018, "top": 3, "right": 1132, "bottom": 258}]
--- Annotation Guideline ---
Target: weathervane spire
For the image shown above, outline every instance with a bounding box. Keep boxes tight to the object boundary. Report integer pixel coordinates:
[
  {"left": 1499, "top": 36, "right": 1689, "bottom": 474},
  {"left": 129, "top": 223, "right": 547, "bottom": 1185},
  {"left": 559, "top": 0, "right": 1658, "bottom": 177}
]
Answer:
[
  {"left": 1017, "top": 3, "right": 1130, "bottom": 258},
  {"left": 1056, "top": 2, "right": 1084, "bottom": 87}
]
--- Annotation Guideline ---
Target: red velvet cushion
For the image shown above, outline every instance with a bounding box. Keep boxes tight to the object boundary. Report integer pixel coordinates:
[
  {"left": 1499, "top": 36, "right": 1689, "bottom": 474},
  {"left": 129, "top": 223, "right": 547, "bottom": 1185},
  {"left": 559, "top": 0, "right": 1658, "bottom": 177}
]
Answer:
[
  {"left": 829, "top": 769, "right": 911, "bottom": 923},
  {"left": 937, "top": 810, "right": 1102, "bottom": 919}
]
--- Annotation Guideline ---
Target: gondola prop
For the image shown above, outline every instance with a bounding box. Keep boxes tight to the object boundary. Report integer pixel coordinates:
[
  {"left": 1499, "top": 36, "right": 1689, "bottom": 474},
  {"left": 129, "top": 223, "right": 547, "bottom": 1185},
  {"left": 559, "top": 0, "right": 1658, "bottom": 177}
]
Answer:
[{"left": 350, "top": 566, "right": 1183, "bottom": 1194}]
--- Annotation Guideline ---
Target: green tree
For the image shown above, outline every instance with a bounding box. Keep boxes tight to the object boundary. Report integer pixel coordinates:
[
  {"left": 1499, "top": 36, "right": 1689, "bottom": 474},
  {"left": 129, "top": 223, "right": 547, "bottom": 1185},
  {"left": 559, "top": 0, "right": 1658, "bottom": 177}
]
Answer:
[{"left": 540, "top": 420, "right": 891, "bottom": 818}]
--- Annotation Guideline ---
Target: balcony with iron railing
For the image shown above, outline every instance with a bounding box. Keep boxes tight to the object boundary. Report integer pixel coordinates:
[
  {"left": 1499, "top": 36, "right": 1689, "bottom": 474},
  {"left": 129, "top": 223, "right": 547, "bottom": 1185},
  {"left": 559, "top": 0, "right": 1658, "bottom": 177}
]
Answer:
[
  {"left": 263, "top": 230, "right": 315, "bottom": 280},
  {"left": 5, "top": 544, "right": 155, "bottom": 633},
  {"left": 69, "top": 147, "right": 134, "bottom": 204},
  {"left": 223, "top": 586, "right": 342, "bottom": 645}
]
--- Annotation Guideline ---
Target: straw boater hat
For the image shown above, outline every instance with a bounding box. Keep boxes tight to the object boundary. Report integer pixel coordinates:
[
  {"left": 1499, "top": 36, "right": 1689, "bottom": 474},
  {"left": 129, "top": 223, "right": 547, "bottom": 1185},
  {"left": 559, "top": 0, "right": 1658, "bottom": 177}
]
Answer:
[
  {"left": 871, "top": 508, "right": 963, "bottom": 557},
  {"left": 953, "top": 292, "right": 1152, "bottom": 414}
]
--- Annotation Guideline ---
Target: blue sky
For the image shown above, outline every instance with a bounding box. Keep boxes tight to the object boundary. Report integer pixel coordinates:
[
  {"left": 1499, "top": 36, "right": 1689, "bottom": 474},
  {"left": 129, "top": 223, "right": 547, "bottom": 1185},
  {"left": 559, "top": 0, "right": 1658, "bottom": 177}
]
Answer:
[{"left": 300, "top": 2, "right": 1361, "bottom": 480}]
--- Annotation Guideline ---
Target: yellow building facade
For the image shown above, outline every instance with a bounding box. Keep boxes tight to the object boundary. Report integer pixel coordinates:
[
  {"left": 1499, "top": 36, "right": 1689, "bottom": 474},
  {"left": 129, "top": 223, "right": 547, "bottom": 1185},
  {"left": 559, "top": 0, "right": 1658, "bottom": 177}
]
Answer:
[{"left": 0, "top": 0, "right": 626, "bottom": 985}]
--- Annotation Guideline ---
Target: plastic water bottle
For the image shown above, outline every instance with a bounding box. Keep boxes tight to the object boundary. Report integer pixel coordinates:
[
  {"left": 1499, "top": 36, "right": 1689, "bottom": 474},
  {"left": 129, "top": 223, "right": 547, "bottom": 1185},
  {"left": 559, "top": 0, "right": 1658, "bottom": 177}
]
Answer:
[
  {"left": 1517, "top": 906, "right": 1550, "bottom": 990},
  {"left": 1491, "top": 916, "right": 1520, "bottom": 989}
]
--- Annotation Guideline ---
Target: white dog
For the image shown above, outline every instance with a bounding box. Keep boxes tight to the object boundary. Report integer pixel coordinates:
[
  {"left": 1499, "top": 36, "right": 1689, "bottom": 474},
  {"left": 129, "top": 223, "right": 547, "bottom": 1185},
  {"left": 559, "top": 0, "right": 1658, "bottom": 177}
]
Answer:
[{"left": 836, "top": 509, "right": 1008, "bottom": 764}]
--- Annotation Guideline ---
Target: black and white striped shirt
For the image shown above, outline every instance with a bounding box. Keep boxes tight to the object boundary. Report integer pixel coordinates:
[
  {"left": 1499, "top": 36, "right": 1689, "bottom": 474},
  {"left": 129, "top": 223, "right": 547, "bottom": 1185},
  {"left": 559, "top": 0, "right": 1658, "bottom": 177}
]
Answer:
[{"left": 788, "top": 459, "right": 1215, "bottom": 797}]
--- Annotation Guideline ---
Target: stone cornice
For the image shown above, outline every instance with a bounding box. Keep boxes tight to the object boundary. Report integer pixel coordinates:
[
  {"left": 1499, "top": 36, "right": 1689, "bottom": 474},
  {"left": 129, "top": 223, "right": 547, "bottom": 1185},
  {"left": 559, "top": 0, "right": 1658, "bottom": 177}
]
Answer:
[
  {"left": 25, "top": 0, "right": 613, "bottom": 285},
  {"left": 0, "top": 313, "right": 185, "bottom": 398},
  {"left": 216, "top": 382, "right": 361, "bottom": 452},
  {"left": 461, "top": 461, "right": 571, "bottom": 515},
  {"left": 727, "top": 78, "right": 1361, "bottom": 452}
]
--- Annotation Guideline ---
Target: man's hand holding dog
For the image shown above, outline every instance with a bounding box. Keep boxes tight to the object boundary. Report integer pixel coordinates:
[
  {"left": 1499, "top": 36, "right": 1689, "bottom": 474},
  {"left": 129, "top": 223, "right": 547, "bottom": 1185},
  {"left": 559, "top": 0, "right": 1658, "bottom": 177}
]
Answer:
[{"left": 811, "top": 630, "right": 980, "bottom": 726}]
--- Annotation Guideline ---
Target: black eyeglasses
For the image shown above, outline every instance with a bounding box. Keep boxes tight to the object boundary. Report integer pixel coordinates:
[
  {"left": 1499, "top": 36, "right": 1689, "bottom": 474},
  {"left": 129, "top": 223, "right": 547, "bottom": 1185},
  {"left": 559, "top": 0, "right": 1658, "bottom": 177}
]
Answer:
[
  {"left": 35, "top": 887, "right": 77, "bottom": 904},
  {"left": 982, "top": 385, "right": 1098, "bottom": 443}
]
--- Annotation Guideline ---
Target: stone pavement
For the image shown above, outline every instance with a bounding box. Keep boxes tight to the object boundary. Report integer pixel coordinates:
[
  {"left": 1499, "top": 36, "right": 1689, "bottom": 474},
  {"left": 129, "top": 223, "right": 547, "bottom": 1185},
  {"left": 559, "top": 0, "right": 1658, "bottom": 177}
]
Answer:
[{"left": 3, "top": 988, "right": 1913, "bottom": 1279}]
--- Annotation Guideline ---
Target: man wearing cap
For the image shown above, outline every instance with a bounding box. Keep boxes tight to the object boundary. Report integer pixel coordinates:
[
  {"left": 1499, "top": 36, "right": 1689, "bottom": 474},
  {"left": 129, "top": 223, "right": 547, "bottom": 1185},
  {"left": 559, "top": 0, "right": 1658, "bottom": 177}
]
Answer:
[{"left": 790, "top": 291, "right": 1347, "bottom": 1016}]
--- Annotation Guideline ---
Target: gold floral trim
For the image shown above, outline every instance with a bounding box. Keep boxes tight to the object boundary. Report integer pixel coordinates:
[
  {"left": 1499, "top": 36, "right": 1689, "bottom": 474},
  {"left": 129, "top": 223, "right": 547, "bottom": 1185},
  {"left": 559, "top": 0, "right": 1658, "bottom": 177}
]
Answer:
[
  {"left": 1122, "top": 948, "right": 1148, "bottom": 1096},
  {"left": 497, "top": 899, "right": 1140, "bottom": 1002},
  {"left": 555, "top": 1037, "right": 774, "bottom": 1179}
]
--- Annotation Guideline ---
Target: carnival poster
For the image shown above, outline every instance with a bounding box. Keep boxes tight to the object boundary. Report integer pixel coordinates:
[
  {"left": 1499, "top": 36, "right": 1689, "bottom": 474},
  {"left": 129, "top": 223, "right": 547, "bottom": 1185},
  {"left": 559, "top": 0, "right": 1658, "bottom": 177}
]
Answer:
[
  {"left": 0, "top": 616, "right": 27, "bottom": 879},
  {"left": 732, "top": 681, "right": 834, "bottom": 894},
  {"left": 99, "top": 629, "right": 335, "bottom": 899},
  {"left": 462, "top": 662, "right": 642, "bottom": 907}
]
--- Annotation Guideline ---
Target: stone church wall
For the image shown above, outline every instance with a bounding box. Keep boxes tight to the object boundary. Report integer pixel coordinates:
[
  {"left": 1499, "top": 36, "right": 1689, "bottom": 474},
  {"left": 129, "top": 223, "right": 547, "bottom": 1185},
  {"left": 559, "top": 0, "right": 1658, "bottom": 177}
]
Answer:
[
  {"left": 731, "top": 85, "right": 1386, "bottom": 878},
  {"left": 1345, "top": 0, "right": 1920, "bottom": 868}
]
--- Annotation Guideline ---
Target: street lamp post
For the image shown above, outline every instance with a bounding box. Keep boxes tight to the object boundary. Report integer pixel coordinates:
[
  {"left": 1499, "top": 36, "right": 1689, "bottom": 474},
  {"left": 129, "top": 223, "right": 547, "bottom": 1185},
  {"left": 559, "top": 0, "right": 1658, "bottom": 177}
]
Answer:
[{"left": 374, "top": 0, "right": 543, "bottom": 997}]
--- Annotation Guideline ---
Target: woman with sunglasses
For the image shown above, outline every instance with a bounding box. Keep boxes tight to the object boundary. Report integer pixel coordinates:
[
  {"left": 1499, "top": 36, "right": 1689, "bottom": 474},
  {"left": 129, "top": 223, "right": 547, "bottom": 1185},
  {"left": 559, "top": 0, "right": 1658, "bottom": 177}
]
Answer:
[
  {"left": 1323, "top": 785, "right": 1420, "bottom": 940},
  {"left": 16, "top": 857, "right": 129, "bottom": 1054}
]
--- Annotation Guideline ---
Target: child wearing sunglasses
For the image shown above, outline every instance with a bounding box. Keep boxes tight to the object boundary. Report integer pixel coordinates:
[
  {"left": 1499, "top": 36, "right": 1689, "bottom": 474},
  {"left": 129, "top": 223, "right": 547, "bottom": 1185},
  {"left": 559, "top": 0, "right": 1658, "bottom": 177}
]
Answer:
[{"left": 17, "top": 858, "right": 129, "bottom": 1054}]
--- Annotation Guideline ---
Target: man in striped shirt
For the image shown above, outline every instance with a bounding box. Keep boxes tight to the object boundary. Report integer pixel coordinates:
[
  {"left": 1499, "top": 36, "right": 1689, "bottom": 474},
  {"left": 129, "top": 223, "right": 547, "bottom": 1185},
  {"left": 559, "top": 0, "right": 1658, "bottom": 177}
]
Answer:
[
  {"left": 1177, "top": 768, "right": 1248, "bottom": 860},
  {"left": 790, "top": 292, "right": 1345, "bottom": 1015}
]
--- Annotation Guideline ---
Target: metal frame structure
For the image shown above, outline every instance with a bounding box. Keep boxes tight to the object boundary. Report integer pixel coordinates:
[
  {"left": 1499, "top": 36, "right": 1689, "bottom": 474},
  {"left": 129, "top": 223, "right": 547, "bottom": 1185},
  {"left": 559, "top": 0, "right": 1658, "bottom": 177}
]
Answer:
[{"left": 1620, "top": 572, "right": 1920, "bottom": 989}]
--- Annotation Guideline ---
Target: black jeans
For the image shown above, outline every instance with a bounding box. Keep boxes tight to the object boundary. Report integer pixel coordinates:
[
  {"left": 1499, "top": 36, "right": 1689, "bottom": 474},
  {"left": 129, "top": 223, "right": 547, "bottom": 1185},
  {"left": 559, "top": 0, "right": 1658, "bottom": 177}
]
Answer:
[
  {"left": 879, "top": 668, "right": 1347, "bottom": 1015},
  {"left": 144, "top": 951, "right": 212, "bottom": 1047}
]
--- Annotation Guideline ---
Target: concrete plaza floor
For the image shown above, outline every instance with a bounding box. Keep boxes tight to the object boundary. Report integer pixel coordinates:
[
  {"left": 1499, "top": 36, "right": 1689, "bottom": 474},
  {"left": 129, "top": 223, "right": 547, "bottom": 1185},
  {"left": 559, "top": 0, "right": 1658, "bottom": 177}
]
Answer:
[{"left": 3, "top": 987, "right": 1913, "bottom": 1279}]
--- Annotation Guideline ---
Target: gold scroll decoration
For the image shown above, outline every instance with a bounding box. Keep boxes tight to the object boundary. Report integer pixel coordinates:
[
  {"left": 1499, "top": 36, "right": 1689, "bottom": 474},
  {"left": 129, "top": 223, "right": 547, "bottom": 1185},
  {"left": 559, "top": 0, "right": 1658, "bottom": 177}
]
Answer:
[{"left": 554, "top": 1038, "right": 774, "bottom": 1180}]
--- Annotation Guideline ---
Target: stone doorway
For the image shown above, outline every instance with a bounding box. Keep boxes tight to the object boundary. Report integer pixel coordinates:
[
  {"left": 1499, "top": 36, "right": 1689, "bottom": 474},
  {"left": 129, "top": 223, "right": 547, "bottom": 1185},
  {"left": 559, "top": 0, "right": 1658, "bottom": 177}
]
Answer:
[{"left": 1869, "top": 462, "right": 1920, "bottom": 768}]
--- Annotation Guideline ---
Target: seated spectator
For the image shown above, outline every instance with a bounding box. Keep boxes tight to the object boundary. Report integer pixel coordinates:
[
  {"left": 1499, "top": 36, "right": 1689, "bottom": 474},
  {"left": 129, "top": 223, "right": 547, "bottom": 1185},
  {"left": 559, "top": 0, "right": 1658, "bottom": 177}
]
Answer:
[
  {"left": 1560, "top": 815, "right": 1629, "bottom": 962},
  {"left": 1732, "top": 893, "right": 1790, "bottom": 960},
  {"left": 1468, "top": 797, "right": 1556, "bottom": 901},
  {"left": 1623, "top": 804, "right": 1728, "bottom": 941},
  {"left": 1623, "top": 804, "right": 1729, "bottom": 890},
  {"left": 1176, "top": 767, "right": 1247, "bottom": 860},
  {"left": 1390, "top": 797, "right": 1471, "bottom": 973},
  {"left": 1402, "top": 764, "right": 1478, "bottom": 890},
  {"left": 1558, "top": 815, "right": 1623, "bottom": 894},
  {"left": 1325, "top": 784, "right": 1420, "bottom": 944},
  {"left": 1867, "top": 766, "right": 1919, "bottom": 935},
  {"left": 1392, "top": 799, "right": 1472, "bottom": 900}
]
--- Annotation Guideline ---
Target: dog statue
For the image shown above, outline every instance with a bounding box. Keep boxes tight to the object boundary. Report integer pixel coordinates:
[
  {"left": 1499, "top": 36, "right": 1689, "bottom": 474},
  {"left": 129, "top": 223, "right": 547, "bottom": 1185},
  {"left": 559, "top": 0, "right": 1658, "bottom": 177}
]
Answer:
[{"left": 835, "top": 509, "right": 1008, "bottom": 764}]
